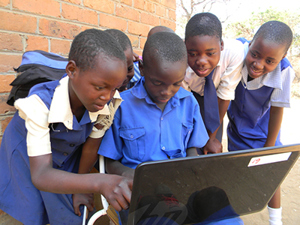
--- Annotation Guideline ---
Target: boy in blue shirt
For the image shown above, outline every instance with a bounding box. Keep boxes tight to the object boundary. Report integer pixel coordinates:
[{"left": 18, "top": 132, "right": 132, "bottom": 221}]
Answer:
[
  {"left": 99, "top": 31, "right": 208, "bottom": 174},
  {"left": 0, "top": 29, "right": 132, "bottom": 225},
  {"left": 99, "top": 31, "right": 209, "bottom": 224},
  {"left": 183, "top": 13, "right": 244, "bottom": 154},
  {"left": 227, "top": 21, "right": 294, "bottom": 225}
]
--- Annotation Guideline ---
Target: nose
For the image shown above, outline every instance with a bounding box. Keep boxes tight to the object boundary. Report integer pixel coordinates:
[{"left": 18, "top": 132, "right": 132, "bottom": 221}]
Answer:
[
  {"left": 99, "top": 89, "right": 114, "bottom": 103},
  {"left": 195, "top": 56, "right": 207, "bottom": 67},
  {"left": 160, "top": 85, "right": 172, "bottom": 96},
  {"left": 253, "top": 59, "right": 263, "bottom": 70}
]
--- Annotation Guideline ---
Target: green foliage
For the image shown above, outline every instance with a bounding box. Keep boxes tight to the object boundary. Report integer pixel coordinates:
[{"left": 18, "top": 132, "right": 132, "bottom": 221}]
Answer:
[{"left": 225, "top": 7, "right": 300, "bottom": 55}]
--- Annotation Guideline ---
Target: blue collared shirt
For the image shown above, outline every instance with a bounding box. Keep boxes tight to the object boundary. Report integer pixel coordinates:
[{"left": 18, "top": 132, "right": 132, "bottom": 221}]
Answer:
[{"left": 99, "top": 77, "right": 209, "bottom": 169}]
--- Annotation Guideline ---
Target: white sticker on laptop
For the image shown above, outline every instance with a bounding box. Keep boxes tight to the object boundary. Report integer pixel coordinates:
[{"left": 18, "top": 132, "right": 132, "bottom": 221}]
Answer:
[{"left": 248, "top": 152, "right": 292, "bottom": 167}]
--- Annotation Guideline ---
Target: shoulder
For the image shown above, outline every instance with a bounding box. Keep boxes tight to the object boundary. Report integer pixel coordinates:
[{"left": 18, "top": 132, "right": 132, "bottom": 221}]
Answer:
[
  {"left": 28, "top": 79, "right": 60, "bottom": 109},
  {"left": 221, "top": 39, "right": 245, "bottom": 61}
]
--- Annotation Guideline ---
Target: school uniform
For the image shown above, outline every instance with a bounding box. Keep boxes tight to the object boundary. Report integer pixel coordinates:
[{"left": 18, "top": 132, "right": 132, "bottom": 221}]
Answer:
[
  {"left": 99, "top": 76, "right": 209, "bottom": 169},
  {"left": 227, "top": 41, "right": 295, "bottom": 151},
  {"left": 0, "top": 76, "right": 121, "bottom": 225},
  {"left": 182, "top": 39, "right": 244, "bottom": 141}
]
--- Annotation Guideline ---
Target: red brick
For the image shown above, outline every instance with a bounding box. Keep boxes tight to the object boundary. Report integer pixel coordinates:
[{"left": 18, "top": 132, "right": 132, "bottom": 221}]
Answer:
[
  {"left": 0, "top": 0, "right": 10, "bottom": 7},
  {"left": 141, "top": 12, "right": 159, "bottom": 26},
  {"left": 128, "top": 21, "right": 150, "bottom": 37},
  {"left": 121, "top": 0, "right": 132, "bottom": 6},
  {"left": 0, "top": 32, "right": 23, "bottom": 51},
  {"left": 0, "top": 11, "right": 37, "bottom": 34},
  {"left": 128, "top": 34, "right": 139, "bottom": 48},
  {"left": 160, "top": 18, "right": 176, "bottom": 30},
  {"left": 62, "top": 3, "right": 98, "bottom": 25},
  {"left": 134, "top": 0, "right": 144, "bottom": 10},
  {"left": 161, "top": 0, "right": 176, "bottom": 10},
  {"left": 26, "top": 35, "right": 49, "bottom": 52},
  {"left": 13, "top": 0, "right": 60, "bottom": 18},
  {"left": 39, "top": 18, "right": 81, "bottom": 39},
  {"left": 155, "top": 4, "right": 166, "bottom": 17},
  {"left": 0, "top": 75, "right": 16, "bottom": 93},
  {"left": 145, "top": 1, "right": 154, "bottom": 13},
  {"left": 84, "top": 0, "right": 114, "bottom": 14},
  {"left": 61, "top": 0, "right": 81, "bottom": 4},
  {"left": 50, "top": 39, "right": 71, "bottom": 55},
  {"left": 99, "top": 14, "right": 127, "bottom": 31},
  {"left": 81, "top": 26, "right": 99, "bottom": 32},
  {"left": 116, "top": 4, "right": 140, "bottom": 22},
  {"left": 0, "top": 54, "right": 22, "bottom": 73},
  {"left": 140, "top": 36, "right": 147, "bottom": 49},
  {"left": 134, "top": 49, "right": 142, "bottom": 56},
  {"left": 168, "top": 9, "right": 176, "bottom": 21},
  {"left": 1, "top": 116, "right": 13, "bottom": 134},
  {"left": 0, "top": 94, "right": 16, "bottom": 115}
]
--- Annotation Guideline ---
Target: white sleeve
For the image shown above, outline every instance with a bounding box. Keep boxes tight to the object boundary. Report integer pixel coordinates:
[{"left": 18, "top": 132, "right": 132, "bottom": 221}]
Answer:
[
  {"left": 217, "top": 40, "right": 244, "bottom": 100},
  {"left": 271, "top": 66, "right": 295, "bottom": 108},
  {"left": 14, "top": 95, "right": 52, "bottom": 156}
]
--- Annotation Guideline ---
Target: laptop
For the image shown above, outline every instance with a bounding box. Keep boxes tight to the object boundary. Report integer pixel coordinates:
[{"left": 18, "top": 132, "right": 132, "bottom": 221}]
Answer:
[{"left": 126, "top": 144, "right": 300, "bottom": 225}]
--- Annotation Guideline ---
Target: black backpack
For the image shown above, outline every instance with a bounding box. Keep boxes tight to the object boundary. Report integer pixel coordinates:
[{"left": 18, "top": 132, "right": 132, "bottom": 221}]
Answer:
[{"left": 7, "top": 50, "right": 68, "bottom": 106}]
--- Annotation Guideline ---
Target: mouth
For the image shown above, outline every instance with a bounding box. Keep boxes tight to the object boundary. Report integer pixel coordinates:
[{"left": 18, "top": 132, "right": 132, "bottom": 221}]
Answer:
[
  {"left": 94, "top": 104, "right": 105, "bottom": 111},
  {"left": 195, "top": 68, "right": 210, "bottom": 77},
  {"left": 249, "top": 66, "right": 263, "bottom": 78}
]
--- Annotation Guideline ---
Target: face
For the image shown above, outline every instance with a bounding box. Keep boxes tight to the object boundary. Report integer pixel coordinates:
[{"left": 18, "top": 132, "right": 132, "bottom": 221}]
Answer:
[
  {"left": 68, "top": 54, "right": 127, "bottom": 112},
  {"left": 245, "top": 37, "right": 287, "bottom": 79},
  {"left": 141, "top": 57, "right": 186, "bottom": 107},
  {"left": 118, "top": 47, "right": 134, "bottom": 92},
  {"left": 185, "top": 35, "right": 223, "bottom": 77}
]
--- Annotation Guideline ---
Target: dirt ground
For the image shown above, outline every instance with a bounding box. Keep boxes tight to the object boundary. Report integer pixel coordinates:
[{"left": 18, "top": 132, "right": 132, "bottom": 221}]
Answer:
[{"left": 222, "top": 97, "right": 300, "bottom": 224}]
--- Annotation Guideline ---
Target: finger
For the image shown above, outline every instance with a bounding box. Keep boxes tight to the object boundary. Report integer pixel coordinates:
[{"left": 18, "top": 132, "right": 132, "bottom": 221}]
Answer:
[
  {"left": 203, "top": 149, "right": 208, "bottom": 155},
  {"left": 74, "top": 205, "right": 81, "bottom": 216}
]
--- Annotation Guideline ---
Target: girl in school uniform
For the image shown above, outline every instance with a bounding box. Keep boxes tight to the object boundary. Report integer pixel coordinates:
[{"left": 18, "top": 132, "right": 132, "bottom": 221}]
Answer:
[
  {"left": 0, "top": 29, "right": 132, "bottom": 225},
  {"left": 227, "top": 21, "right": 294, "bottom": 225}
]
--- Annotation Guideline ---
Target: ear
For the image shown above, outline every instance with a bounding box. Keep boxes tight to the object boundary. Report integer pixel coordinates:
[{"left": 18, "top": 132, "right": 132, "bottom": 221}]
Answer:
[
  {"left": 139, "top": 59, "right": 144, "bottom": 77},
  {"left": 66, "top": 60, "right": 77, "bottom": 79},
  {"left": 220, "top": 39, "right": 224, "bottom": 51}
]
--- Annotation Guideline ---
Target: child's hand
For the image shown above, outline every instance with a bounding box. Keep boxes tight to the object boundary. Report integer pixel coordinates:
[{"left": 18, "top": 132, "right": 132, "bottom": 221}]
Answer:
[
  {"left": 203, "top": 137, "right": 222, "bottom": 154},
  {"left": 72, "top": 193, "right": 94, "bottom": 216},
  {"left": 102, "top": 174, "right": 133, "bottom": 211}
]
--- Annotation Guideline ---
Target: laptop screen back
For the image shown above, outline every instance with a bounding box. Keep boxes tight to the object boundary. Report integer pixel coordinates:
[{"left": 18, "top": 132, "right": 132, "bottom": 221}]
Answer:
[{"left": 128, "top": 144, "right": 300, "bottom": 225}]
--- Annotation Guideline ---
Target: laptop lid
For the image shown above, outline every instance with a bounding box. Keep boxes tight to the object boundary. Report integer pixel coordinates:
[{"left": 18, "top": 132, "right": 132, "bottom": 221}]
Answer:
[{"left": 128, "top": 144, "right": 300, "bottom": 225}]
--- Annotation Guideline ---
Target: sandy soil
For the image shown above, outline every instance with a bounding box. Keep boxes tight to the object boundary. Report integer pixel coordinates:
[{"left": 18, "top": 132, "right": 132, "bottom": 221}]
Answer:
[{"left": 221, "top": 98, "right": 300, "bottom": 224}]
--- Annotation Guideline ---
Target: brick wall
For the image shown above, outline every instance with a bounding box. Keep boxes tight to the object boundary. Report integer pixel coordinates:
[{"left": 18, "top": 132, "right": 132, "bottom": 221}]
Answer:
[
  {"left": 0, "top": 0, "right": 176, "bottom": 143},
  {"left": 0, "top": 0, "right": 176, "bottom": 222}
]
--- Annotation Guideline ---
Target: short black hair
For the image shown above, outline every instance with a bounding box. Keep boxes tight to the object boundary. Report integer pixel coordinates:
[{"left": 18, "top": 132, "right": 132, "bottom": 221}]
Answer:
[
  {"left": 185, "top": 12, "right": 222, "bottom": 42},
  {"left": 143, "top": 32, "right": 187, "bottom": 68},
  {"left": 69, "top": 29, "right": 126, "bottom": 71},
  {"left": 104, "top": 29, "right": 132, "bottom": 52},
  {"left": 148, "top": 26, "right": 174, "bottom": 37},
  {"left": 253, "top": 21, "right": 293, "bottom": 53}
]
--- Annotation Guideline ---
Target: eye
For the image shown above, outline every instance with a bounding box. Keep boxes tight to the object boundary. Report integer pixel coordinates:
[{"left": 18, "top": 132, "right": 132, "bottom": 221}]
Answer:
[
  {"left": 266, "top": 59, "right": 274, "bottom": 65},
  {"left": 188, "top": 52, "right": 197, "bottom": 57},
  {"left": 251, "top": 51, "right": 257, "bottom": 58},
  {"left": 174, "top": 81, "right": 182, "bottom": 86},
  {"left": 127, "top": 65, "right": 133, "bottom": 73},
  {"left": 207, "top": 52, "right": 216, "bottom": 56},
  {"left": 95, "top": 86, "right": 104, "bottom": 91}
]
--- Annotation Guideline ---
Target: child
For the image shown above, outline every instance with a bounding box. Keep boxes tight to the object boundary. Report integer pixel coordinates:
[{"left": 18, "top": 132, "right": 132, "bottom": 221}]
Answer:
[
  {"left": 99, "top": 32, "right": 209, "bottom": 223},
  {"left": 72, "top": 29, "right": 136, "bottom": 216},
  {"left": 183, "top": 12, "right": 244, "bottom": 154},
  {"left": 0, "top": 29, "right": 132, "bottom": 225},
  {"left": 227, "top": 21, "right": 294, "bottom": 225}
]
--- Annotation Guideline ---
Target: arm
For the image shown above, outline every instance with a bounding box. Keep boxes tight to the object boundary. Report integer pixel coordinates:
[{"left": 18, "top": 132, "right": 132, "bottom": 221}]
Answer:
[
  {"left": 203, "top": 98, "right": 230, "bottom": 154},
  {"left": 186, "top": 147, "right": 198, "bottom": 157},
  {"left": 106, "top": 157, "right": 135, "bottom": 181},
  {"left": 73, "top": 136, "right": 102, "bottom": 216},
  {"left": 264, "top": 106, "right": 284, "bottom": 147},
  {"left": 29, "top": 154, "right": 132, "bottom": 211}
]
